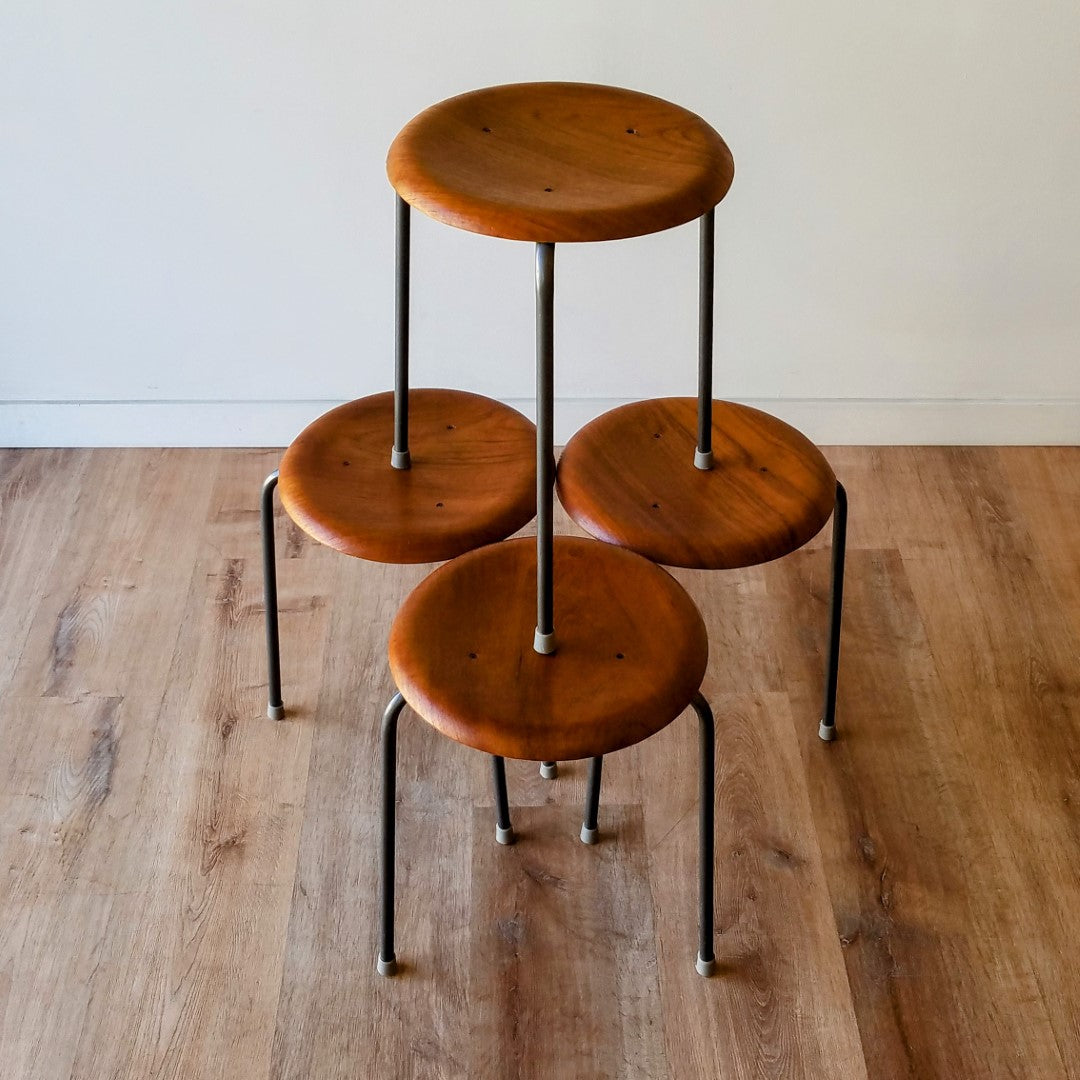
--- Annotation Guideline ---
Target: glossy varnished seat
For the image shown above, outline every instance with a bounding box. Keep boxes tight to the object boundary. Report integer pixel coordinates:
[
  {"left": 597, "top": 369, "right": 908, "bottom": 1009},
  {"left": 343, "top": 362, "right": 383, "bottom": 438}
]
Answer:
[
  {"left": 388, "top": 536, "right": 708, "bottom": 761},
  {"left": 278, "top": 389, "right": 536, "bottom": 563},
  {"left": 387, "top": 82, "right": 734, "bottom": 242},
  {"left": 557, "top": 398, "right": 836, "bottom": 569}
]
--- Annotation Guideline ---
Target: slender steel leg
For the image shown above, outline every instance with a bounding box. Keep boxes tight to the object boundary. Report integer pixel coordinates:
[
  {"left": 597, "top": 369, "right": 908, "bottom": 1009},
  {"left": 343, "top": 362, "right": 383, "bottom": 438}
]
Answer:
[
  {"left": 695, "top": 208, "right": 715, "bottom": 471},
  {"left": 819, "top": 481, "right": 848, "bottom": 741},
  {"left": 378, "top": 692, "right": 407, "bottom": 976},
  {"left": 539, "top": 761, "right": 558, "bottom": 779},
  {"left": 580, "top": 756, "right": 603, "bottom": 844},
  {"left": 391, "top": 194, "right": 411, "bottom": 470},
  {"left": 692, "top": 692, "right": 716, "bottom": 976},
  {"left": 492, "top": 756, "right": 515, "bottom": 845},
  {"left": 534, "top": 241, "right": 556, "bottom": 654},
  {"left": 261, "top": 470, "right": 284, "bottom": 721}
]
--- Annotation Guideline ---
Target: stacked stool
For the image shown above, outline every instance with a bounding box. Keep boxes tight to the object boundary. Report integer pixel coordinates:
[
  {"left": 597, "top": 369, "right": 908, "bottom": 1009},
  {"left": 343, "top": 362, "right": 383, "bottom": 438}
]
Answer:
[{"left": 263, "top": 82, "right": 848, "bottom": 980}]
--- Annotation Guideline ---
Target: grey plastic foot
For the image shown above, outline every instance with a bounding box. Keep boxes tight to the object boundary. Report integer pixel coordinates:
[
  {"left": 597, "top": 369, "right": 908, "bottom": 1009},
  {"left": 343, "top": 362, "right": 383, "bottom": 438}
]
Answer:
[
  {"left": 496, "top": 825, "right": 516, "bottom": 846},
  {"left": 377, "top": 956, "right": 397, "bottom": 977},
  {"left": 580, "top": 824, "right": 599, "bottom": 846},
  {"left": 818, "top": 721, "right": 837, "bottom": 742},
  {"left": 267, "top": 703, "right": 285, "bottom": 721},
  {"left": 694, "top": 448, "right": 714, "bottom": 471},
  {"left": 390, "top": 448, "right": 411, "bottom": 470},
  {"left": 539, "top": 761, "right": 558, "bottom": 779},
  {"left": 696, "top": 954, "right": 716, "bottom": 977},
  {"left": 533, "top": 629, "right": 556, "bottom": 655}
]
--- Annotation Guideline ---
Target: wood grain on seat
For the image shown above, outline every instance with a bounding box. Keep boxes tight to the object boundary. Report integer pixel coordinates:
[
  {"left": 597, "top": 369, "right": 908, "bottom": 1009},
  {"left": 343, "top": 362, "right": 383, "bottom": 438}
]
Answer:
[
  {"left": 278, "top": 389, "right": 536, "bottom": 564},
  {"left": 387, "top": 82, "right": 734, "bottom": 243},
  {"left": 388, "top": 536, "right": 708, "bottom": 761},
  {"left": 557, "top": 398, "right": 836, "bottom": 570}
]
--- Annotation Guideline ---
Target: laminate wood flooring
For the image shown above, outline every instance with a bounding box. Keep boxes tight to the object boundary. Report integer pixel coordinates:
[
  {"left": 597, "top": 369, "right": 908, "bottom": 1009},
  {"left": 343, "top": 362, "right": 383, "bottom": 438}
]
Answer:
[{"left": 1, "top": 447, "right": 1077, "bottom": 1079}]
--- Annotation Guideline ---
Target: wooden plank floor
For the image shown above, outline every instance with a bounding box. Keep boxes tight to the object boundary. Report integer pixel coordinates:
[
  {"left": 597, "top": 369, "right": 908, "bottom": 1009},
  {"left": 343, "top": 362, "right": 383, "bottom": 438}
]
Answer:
[{"left": 1, "top": 446, "right": 1078, "bottom": 1079}]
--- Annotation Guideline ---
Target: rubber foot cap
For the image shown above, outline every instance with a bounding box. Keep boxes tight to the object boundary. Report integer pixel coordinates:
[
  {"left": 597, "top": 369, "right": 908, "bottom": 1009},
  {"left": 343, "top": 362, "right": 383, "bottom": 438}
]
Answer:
[
  {"left": 496, "top": 825, "right": 516, "bottom": 846},
  {"left": 580, "top": 824, "right": 599, "bottom": 845},
  {"left": 533, "top": 629, "right": 556, "bottom": 654},
  {"left": 818, "top": 721, "right": 837, "bottom": 742},
  {"left": 694, "top": 448, "right": 714, "bottom": 471},
  {"left": 267, "top": 703, "right": 285, "bottom": 721},
  {"left": 377, "top": 956, "right": 397, "bottom": 977},
  {"left": 539, "top": 762, "right": 558, "bottom": 779},
  {"left": 390, "top": 449, "right": 411, "bottom": 470},
  {"left": 696, "top": 954, "right": 716, "bottom": 977}
]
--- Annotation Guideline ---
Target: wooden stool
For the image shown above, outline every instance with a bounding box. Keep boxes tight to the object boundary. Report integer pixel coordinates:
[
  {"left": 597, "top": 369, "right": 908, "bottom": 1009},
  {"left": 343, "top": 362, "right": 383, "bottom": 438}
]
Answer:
[
  {"left": 371, "top": 82, "right": 738, "bottom": 978},
  {"left": 378, "top": 536, "right": 718, "bottom": 976},
  {"left": 557, "top": 397, "right": 849, "bottom": 739},
  {"left": 260, "top": 389, "right": 536, "bottom": 718}
]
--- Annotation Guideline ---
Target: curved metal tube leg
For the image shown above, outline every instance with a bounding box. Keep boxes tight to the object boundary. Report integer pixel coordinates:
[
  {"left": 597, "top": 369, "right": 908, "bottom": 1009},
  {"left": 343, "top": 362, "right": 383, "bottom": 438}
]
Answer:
[
  {"left": 539, "top": 760, "right": 558, "bottom": 779},
  {"left": 820, "top": 481, "right": 848, "bottom": 741},
  {"left": 695, "top": 208, "right": 715, "bottom": 471},
  {"left": 692, "top": 693, "right": 716, "bottom": 976},
  {"left": 391, "top": 195, "right": 411, "bottom": 470},
  {"left": 378, "top": 692, "right": 407, "bottom": 976},
  {"left": 533, "top": 241, "right": 556, "bottom": 654},
  {"left": 580, "top": 756, "right": 603, "bottom": 844},
  {"left": 492, "top": 756, "right": 515, "bottom": 845},
  {"left": 261, "top": 471, "right": 284, "bottom": 721}
]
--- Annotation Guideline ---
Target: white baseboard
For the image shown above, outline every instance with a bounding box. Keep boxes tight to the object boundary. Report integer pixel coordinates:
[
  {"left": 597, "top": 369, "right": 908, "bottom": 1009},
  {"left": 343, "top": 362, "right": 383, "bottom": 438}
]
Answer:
[{"left": 2, "top": 397, "right": 1078, "bottom": 447}]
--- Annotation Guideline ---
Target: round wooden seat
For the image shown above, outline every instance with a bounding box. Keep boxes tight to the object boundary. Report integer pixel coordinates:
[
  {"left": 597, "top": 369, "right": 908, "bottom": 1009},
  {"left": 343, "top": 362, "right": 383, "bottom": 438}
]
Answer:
[
  {"left": 557, "top": 398, "right": 836, "bottom": 570},
  {"left": 278, "top": 389, "right": 536, "bottom": 564},
  {"left": 387, "top": 82, "right": 734, "bottom": 243},
  {"left": 388, "top": 536, "right": 708, "bottom": 760}
]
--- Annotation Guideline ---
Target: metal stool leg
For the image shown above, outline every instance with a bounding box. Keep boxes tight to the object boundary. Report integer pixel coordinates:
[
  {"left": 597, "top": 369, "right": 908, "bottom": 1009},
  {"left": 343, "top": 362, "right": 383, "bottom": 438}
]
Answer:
[
  {"left": 539, "top": 760, "right": 558, "bottom": 779},
  {"left": 580, "top": 756, "right": 603, "bottom": 844},
  {"left": 533, "top": 241, "right": 556, "bottom": 655},
  {"left": 261, "top": 470, "right": 284, "bottom": 721},
  {"left": 819, "top": 481, "right": 848, "bottom": 741},
  {"left": 695, "top": 208, "right": 715, "bottom": 471},
  {"left": 391, "top": 194, "right": 411, "bottom": 470},
  {"left": 492, "top": 756, "right": 515, "bottom": 845},
  {"left": 378, "top": 692, "right": 406, "bottom": 976},
  {"left": 692, "top": 692, "right": 716, "bottom": 976}
]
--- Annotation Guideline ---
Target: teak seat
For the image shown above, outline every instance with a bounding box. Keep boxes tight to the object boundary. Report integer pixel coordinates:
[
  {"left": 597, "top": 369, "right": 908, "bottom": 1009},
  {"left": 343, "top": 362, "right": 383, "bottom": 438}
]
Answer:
[
  {"left": 388, "top": 536, "right": 708, "bottom": 761},
  {"left": 387, "top": 82, "right": 734, "bottom": 243},
  {"left": 557, "top": 398, "right": 837, "bottom": 569},
  {"left": 278, "top": 389, "right": 536, "bottom": 564},
  {"left": 260, "top": 387, "right": 536, "bottom": 719}
]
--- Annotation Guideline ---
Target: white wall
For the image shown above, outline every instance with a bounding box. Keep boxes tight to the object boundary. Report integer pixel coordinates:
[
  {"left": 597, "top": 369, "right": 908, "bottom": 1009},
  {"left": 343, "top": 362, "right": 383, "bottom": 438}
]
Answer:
[{"left": 3, "top": 1, "right": 1079, "bottom": 446}]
